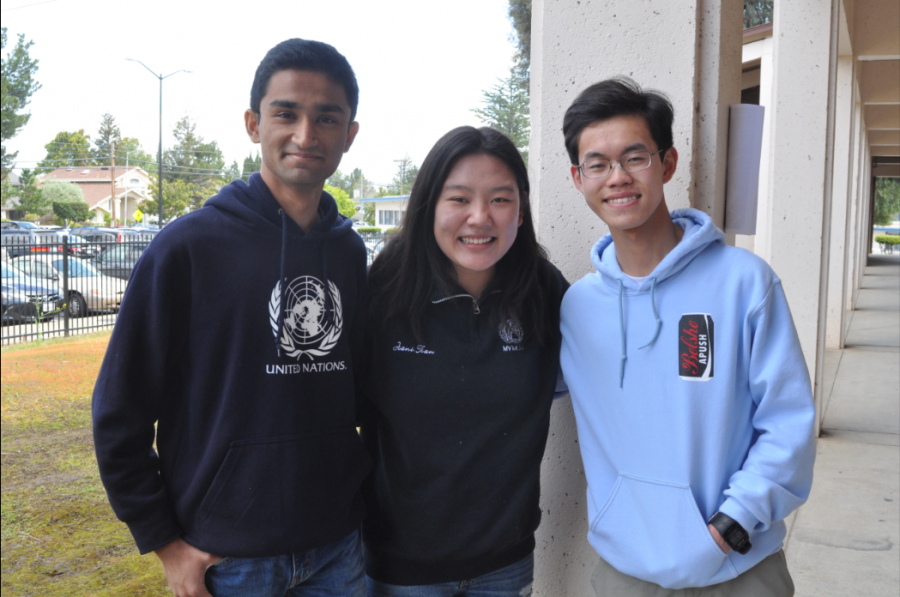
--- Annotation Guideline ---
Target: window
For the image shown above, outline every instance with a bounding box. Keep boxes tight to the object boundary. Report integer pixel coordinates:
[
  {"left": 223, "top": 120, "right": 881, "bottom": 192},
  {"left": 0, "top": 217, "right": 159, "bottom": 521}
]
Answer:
[
  {"left": 32, "top": 262, "right": 54, "bottom": 279},
  {"left": 378, "top": 210, "right": 403, "bottom": 226},
  {"left": 130, "top": 178, "right": 141, "bottom": 185}
]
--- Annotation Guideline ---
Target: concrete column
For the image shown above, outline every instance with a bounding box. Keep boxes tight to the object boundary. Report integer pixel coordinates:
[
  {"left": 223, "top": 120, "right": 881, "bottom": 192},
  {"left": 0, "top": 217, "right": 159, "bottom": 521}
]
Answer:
[
  {"left": 844, "top": 99, "right": 864, "bottom": 318},
  {"left": 529, "top": 1, "right": 742, "bottom": 593},
  {"left": 761, "top": 0, "right": 836, "bottom": 394},
  {"left": 750, "top": 36, "right": 776, "bottom": 259},
  {"left": 825, "top": 56, "right": 854, "bottom": 349}
]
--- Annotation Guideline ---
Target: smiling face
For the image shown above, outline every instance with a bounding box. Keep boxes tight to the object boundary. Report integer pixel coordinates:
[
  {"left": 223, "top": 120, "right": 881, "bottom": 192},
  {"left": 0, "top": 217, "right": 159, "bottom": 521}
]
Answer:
[
  {"left": 433, "top": 154, "right": 523, "bottom": 297},
  {"left": 570, "top": 114, "right": 678, "bottom": 234},
  {"left": 245, "top": 69, "right": 359, "bottom": 194}
]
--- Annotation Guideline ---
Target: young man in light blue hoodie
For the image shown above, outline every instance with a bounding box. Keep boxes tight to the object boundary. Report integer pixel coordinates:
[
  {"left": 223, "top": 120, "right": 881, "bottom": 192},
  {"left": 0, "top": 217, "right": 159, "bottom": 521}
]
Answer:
[{"left": 559, "top": 77, "right": 816, "bottom": 596}]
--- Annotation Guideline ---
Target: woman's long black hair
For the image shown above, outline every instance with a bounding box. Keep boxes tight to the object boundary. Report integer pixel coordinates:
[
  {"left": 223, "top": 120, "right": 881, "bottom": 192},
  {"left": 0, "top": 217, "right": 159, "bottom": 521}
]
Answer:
[{"left": 369, "top": 126, "right": 556, "bottom": 345}]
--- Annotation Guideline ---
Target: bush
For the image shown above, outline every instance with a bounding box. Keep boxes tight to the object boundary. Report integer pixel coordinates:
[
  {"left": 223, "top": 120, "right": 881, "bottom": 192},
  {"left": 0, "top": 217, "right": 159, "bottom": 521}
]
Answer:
[
  {"left": 384, "top": 227, "right": 400, "bottom": 235},
  {"left": 52, "top": 200, "right": 91, "bottom": 224},
  {"left": 875, "top": 234, "right": 900, "bottom": 246},
  {"left": 355, "top": 227, "right": 381, "bottom": 234}
]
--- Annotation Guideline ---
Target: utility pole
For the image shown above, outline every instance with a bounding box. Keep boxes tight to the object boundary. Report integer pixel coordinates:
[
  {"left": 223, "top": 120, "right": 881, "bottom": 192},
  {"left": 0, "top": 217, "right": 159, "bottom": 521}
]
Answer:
[
  {"left": 126, "top": 59, "right": 191, "bottom": 227},
  {"left": 110, "top": 141, "right": 117, "bottom": 225}
]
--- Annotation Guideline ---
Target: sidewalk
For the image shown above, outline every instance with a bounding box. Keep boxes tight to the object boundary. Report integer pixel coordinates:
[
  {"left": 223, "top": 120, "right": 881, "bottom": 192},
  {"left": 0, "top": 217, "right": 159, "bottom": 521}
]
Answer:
[{"left": 785, "top": 253, "right": 900, "bottom": 596}]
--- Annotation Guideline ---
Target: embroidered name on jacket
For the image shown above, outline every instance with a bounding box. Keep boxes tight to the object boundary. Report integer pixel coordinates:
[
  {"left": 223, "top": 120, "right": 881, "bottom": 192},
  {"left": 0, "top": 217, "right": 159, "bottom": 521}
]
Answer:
[
  {"left": 679, "top": 313, "right": 714, "bottom": 381},
  {"left": 393, "top": 341, "right": 435, "bottom": 354}
]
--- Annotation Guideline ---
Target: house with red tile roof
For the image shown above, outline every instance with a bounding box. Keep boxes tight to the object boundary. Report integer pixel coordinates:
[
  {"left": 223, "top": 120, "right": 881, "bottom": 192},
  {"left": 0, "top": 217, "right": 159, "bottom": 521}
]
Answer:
[{"left": 39, "top": 166, "right": 152, "bottom": 225}]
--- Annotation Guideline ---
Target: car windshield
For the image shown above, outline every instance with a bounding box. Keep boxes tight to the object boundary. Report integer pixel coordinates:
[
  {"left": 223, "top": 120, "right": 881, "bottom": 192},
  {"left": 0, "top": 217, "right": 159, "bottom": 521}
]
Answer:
[
  {"left": 1, "top": 263, "right": 20, "bottom": 279},
  {"left": 53, "top": 259, "right": 99, "bottom": 277}
]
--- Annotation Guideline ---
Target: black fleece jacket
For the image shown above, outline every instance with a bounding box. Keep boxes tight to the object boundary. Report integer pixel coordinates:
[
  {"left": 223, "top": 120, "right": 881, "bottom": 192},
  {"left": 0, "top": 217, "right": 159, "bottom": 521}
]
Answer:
[
  {"left": 360, "top": 262, "right": 568, "bottom": 585},
  {"left": 92, "top": 173, "right": 370, "bottom": 557}
]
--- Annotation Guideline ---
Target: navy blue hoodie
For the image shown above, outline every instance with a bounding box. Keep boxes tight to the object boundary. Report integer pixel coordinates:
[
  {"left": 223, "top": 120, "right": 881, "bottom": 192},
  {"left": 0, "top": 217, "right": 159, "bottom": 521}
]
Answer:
[{"left": 93, "top": 173, "right": 371, "bottom": 557}]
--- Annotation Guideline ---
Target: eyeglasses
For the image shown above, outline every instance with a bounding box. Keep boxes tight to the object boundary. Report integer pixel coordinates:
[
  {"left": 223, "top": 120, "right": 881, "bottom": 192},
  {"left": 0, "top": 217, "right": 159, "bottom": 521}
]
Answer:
[{"left": 577, "top": 149, "right": 666, "bottom": 179}]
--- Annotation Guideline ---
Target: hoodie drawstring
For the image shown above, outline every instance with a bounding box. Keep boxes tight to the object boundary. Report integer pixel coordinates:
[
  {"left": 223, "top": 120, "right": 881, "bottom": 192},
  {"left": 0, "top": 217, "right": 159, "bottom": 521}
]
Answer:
[
  {"left": 277, "top": 209, "right": 288, "bottom": 355},
  {"left": 638, "top": 277, "right": 661, "bottom": 350},
  {"left": 618, "top": 279, "right": 626, "bottom": 389},
  {"left": 617, "top": 276, "right": 662, "bottom": 388}
]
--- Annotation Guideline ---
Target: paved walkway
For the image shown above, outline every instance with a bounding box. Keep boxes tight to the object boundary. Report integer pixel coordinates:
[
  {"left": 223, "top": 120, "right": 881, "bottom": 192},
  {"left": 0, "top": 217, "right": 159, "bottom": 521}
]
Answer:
[{"left": 785, "top": 253, "right": 900, "bottom": 596}]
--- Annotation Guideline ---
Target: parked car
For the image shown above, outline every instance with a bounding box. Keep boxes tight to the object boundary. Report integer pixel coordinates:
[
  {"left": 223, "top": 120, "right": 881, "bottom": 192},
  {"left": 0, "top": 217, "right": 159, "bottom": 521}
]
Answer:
[
  {"left": 11, "top": 255, "right": 127, "bottom": 317},
  {"left": 9, "top": 220, "right": 40, "bottom": 230},
  {"left": 124, "top": 227, "right": 158, "bottom": 242},
  {"left": 1, "top": 262, "right": 64, "bottom": 324},
  {"left": 91, "top": 242, "right": 149, "bottom": 280},
  {"left": 1, "top": 229, "right": 71, "bottom": 258}
]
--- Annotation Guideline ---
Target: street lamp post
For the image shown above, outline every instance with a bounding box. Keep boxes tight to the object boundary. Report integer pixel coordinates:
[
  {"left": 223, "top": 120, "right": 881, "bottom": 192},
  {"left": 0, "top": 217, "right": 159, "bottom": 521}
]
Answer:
[{"left": 126, "top": 59, "right": 191, "bottom": 227}]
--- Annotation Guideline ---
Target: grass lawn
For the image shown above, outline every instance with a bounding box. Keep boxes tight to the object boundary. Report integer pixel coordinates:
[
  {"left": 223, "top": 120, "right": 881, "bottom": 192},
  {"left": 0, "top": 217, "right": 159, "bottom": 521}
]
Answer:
[{"left": 1, "top": 332, "right": 169, "bottom": 596}]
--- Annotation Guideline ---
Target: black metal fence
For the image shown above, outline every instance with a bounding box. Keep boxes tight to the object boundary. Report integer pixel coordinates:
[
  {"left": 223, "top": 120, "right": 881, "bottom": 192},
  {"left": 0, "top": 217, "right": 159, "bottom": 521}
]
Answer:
[
  {"left": 358, "top": 231, "right": 390, "bottom": 266},
  {"left": 1, "top": 237, "right": 147, "bottom": 345},
  {"left": 2, "top": 231, "right": 391, "bottom": 345}
]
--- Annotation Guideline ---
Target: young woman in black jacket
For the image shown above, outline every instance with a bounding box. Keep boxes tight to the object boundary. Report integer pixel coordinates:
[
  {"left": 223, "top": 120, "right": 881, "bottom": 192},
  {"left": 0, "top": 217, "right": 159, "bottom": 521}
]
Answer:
[{"left": 361, "top": 126, "right": 568, "bottom": 597}]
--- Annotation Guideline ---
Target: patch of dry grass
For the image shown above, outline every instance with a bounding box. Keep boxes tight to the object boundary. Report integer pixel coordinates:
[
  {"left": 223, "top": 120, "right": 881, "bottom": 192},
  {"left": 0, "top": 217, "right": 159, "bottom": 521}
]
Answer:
[{"left": 1, "top": 332, "right": 169, "bottom": 596}]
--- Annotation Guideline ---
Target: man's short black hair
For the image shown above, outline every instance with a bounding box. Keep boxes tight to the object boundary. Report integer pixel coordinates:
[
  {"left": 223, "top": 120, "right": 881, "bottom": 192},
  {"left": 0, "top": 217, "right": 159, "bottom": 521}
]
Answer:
[
  {"left": 250, "top": 38, "right": 359, "bottom": 121},
  {"left": 563, "top": 77, "right": 674, "bottom": 165}
]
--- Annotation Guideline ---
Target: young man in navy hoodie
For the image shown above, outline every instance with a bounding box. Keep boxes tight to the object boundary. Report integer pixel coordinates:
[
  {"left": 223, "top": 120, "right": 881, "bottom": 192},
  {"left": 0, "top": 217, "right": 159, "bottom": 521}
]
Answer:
[
  {"left": 558, "top": 78, "right": 816, "bottom": 596},
  {"left": 93, "top": 39, "right": 370, "bottom": 597}
]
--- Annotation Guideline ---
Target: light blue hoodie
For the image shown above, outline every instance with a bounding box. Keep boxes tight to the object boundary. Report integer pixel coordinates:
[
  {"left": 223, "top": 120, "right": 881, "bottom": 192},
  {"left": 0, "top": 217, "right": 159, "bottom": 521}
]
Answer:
[{"left": 560, "top": 208, "right": 816, "bottom": 589}]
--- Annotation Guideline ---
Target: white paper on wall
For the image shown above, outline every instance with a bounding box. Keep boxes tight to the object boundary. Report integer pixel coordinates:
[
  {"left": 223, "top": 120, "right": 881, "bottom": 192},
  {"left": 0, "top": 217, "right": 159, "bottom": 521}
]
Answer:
[{"left": 724, "top": 104, "right": 766, "bottom": 235}]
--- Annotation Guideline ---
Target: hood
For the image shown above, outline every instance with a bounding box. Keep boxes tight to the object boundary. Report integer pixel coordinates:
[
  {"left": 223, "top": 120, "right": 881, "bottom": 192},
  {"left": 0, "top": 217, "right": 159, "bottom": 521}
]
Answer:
[
  {"left": 205, "top": 172, "right": 354, "bottom": 357},
  {"left": 591, "top": 208, "right": 724, "bottom": 292},
  {"left": 589, "top": 208, "right": 724, "bottom": 388},
  {"left": 205, "top": 172, "right": 354, "bottom": 241}
]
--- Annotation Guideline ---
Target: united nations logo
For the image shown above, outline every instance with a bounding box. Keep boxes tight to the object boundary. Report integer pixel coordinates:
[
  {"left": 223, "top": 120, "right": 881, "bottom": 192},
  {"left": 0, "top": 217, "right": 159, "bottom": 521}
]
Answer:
[
  {"left": 269, "top": 276, "right": 343, "bottom": 361},
  {"left": 498, "top": 319, "right": 524, "bottom": 344}
]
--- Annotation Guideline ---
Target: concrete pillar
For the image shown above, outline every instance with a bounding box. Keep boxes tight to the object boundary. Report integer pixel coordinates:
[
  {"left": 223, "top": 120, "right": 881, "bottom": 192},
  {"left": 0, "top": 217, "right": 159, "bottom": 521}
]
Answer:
[
  {"left": 759, "top": 0, "right": 837, "bottom": 424},
  {"left": 844, "top": 99, "right": 864, "bottom": 318},
  {"left": 751, "top": 36, "right": 776, "bottom": 259},
  {"left": 825, "top": 56, "right": 855, "bottom": 349},
  {"left": 529, "top": 1, "right": 742, "bottom": 593}
]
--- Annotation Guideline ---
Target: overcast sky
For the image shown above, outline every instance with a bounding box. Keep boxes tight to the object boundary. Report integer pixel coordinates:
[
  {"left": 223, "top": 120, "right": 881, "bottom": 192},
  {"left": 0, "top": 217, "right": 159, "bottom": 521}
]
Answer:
[{"left": 2, "top": 0, "right": 517, "bottom": 187}]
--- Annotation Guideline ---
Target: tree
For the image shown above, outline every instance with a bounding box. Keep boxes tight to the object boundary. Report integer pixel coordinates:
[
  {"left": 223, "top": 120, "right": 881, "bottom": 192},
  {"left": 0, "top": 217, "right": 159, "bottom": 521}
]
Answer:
[
  {"left": 224, "top": 160, "right": 241, "bottom": 182},
  {"left": 390, "top": 156, "right": 418, "bottom": 196},
  {"left": 164, "top": 116, "right": 225, "bottom": 186},
  {"left": 1, "top": 28, "right": 41, "bottom": 179},
  {"left": 471, "top": 69, "right": 530, "bottom": 162},
  {"left": 141, "top": 176, "right": 195, "bottom": 224},
  {"left": 324, "top": 184, "right": 356, "bottom": 218},
  {"left": 242, "top": 151, "right": 261, "bottom": 180},
  {"left": 42, "top": 180, "right": 83, "bottom": 204},
  {"left": 507, "top": 0, "right": 531, "bottom": 87},
  {"left": 744, "top": 0, "right": 773, "bottom": 29},
  {"left": 52, "top": 199, "right": 91, "bottom": 225},
  {"left": 93, "top": 113, "right": 122, "bottom": 163},
  {"left": 874, "top": 178, "right": 900, "bottom": 226},
  {"left": 116, "top": 136, "right": 155, "bottom": 170},
  {"left": 15, "top": 168, "right": 47, "bottom": 217},
  {"left": 47, "top": 182, "right": 90, "bottom": 226},
  {"left": 38, "top": 130, "right": 93, "bottom": 172},
  {"left": 326, "top": 169, "right": 353, "bottom": 195}
]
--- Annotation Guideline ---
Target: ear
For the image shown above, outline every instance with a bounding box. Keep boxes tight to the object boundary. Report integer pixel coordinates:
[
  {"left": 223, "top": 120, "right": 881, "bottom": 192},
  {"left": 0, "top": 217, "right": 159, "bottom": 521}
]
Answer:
[
  {"left": 518, "top": 206, "right": 524, "bottom": 227},
  {"left": 570, "top": 164, "right": 585, "bottom": 193},
  {"left": 245, "top": 110, "right": 261, "bottom": 143},
  {"left": 343, "top": 121, "right": 360, "bottom": 153},
  {"left": 662, "top": 147, "right": 678, "bottom": 183}
]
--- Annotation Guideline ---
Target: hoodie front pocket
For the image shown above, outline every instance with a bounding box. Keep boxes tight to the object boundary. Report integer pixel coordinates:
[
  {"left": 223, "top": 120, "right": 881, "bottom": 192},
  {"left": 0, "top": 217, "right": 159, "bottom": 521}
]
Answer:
[
  {"left": 591, "top": 474, "right": 733, "bottom": 590},
  {"left": 195, "top": 428, "right": 369, "bottom": 555}
]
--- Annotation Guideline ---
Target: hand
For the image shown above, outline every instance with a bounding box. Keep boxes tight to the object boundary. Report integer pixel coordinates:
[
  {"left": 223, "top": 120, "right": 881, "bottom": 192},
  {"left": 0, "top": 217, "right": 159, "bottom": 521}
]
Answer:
[
  {"left": 154, "top": 537, "right": 222, "bottom": 597},
  {"left": 708, "top": 524, "right": 731, "bottom": 554}
]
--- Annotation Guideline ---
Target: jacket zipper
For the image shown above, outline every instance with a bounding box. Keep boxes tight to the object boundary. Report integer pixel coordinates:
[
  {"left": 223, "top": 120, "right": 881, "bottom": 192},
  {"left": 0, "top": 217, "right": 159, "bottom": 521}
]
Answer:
[{"left": 432, "top": 293, "right": 481, "bottom": 314}]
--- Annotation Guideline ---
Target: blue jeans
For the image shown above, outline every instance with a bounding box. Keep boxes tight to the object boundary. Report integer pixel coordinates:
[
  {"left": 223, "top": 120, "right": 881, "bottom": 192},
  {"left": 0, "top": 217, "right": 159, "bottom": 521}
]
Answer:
[
  {"left": 366, "top": 553, "right": 533, "bottom": 597},
  {"left": 205, "top": 529, "right": 366, "bottom": 597}
]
